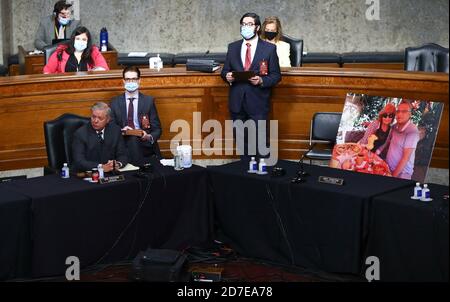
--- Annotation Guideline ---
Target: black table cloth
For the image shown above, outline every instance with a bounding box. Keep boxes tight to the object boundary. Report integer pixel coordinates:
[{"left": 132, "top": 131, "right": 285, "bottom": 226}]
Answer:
[
  {"left": 0, "top": 186, "right": 32, "bottom": 280},
  {"left": 365, "top": 183, "right": 449, "bottom": 281},
  {"left": 1, "top": 161, "right": 211, "bottom": 278},
  {"left": 208, "top": 160, "right": 414, "bottom": 274}
]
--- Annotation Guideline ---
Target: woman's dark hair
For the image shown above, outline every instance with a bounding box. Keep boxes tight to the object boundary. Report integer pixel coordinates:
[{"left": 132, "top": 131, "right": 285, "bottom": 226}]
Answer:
[{"left": 64, "top": 26, "right": 94, "bottom": 65}]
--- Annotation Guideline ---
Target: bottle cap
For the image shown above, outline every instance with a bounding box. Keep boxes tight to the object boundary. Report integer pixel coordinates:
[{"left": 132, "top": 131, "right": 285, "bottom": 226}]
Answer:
[
  {"left": 63, "top": 163, "right": 68, "bottom": 166},
  {"left": 251, "top": 157, "right": 255, "bottom": 160},
  {"left": 424, "top": 184, "right": 428, "bottom": 188},
  {"left": 416, "top": 182, "right": 420, "bottom": 186}
]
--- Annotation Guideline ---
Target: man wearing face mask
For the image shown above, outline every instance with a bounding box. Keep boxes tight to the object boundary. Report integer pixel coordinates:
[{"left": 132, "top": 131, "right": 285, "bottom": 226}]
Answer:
[
  {"left": 34, "top": 0, "right": 82, "bottom": 50},
  {"left": 221, "top": 12, "right": 281, "bottom": 160},
  {"left": 110, "top": 66, "right": 162, "bottom": 166}
]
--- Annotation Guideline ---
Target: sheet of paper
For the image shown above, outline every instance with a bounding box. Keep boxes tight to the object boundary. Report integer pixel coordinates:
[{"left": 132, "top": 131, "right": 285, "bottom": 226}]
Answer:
[
  {"left": 118, "top": 163, "right": 140, "bottom": 172},
  {"left": 160, "top": 159, "right": 175, "bottom": 167},
  {"left": 128, "top": 52, "right": 148, "bottom": 57}
]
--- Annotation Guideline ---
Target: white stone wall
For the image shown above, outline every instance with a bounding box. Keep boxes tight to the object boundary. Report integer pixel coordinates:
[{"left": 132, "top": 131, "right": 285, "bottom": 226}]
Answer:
[{"left": 5, "top": 0, "right": 449, "bottom": 54}]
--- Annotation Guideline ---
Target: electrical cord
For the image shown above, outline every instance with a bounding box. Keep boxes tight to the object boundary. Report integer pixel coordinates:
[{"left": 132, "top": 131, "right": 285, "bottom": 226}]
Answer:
[{"left": 92, "top": 172, "right": 154, "bottom": 266}]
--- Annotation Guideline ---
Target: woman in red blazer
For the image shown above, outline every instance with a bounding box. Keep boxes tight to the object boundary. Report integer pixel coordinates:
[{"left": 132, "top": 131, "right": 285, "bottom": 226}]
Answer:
[{"left": 43, "top": 26, "right": 109, "bottom": 74}]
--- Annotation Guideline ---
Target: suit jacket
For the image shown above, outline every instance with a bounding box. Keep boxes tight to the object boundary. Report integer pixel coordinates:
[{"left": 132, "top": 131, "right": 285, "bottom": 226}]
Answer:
[
  {"left": 34, "top": 15, "right": 82, "bottom": 50},
  {"left": 110, "top": 92, "right": 162, "bottom": 143},
  {"left": 72, "top": 122, "right": 128, "bottom": 172},
  {"left": 221, "top": 38, "right": 281, "bottom": 117}
]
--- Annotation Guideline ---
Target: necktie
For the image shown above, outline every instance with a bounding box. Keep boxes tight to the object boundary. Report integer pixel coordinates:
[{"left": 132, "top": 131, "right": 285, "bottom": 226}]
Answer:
[
  {"left": 127, "top": 98, "right": 135, "bottom": 129},
  {"left": 244, "top": 43, "right": 252, "bottom": 71},
  {"left": 97, "top": 131, "right": 104, "bottom": 143}
]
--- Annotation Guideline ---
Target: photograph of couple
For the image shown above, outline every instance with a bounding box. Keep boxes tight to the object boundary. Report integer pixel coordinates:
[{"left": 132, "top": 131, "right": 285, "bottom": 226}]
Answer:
[{"left": 331, "top": 93, "right": 444, "bottom": 182}]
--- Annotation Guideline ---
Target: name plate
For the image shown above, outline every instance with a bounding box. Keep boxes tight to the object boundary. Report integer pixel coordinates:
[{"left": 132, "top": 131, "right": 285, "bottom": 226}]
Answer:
[
  {"left": 99, "top": 174, "right": 125, "bottom": 184},
  {"left": 318, "top": 176, "right": 344, "bottom": 186}
]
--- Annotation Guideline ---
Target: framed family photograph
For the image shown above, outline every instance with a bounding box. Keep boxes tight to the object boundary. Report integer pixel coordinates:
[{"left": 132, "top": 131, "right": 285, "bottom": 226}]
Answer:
[{"left": 330, "top": 93, "right": 444, "bottom": 182}]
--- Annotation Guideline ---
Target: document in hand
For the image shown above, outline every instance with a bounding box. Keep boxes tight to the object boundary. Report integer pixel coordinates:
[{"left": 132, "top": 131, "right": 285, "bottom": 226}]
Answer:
[{"left": 232, "top": 71, "right": 256, "bottom": 82}]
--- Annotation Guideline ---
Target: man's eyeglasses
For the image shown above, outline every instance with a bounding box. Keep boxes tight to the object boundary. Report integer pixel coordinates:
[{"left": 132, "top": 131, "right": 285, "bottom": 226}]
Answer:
[
  {"left": 396, "top": 110, "right": 411, "bottom": 114},
  {"left": 382, "top": 113, "right": 395, "bottom": 118},
  {"left": 124, "top": 78, "right": 139, "bottom": 82},
  {"left": 241, "top": 22, "right": 255, "bottom": 27}
]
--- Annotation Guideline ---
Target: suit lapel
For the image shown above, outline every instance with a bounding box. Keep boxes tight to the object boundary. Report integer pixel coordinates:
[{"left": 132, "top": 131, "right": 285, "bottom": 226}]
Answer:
[
  {"left": 236, "top": 41, "right": 244, "bottom": 71},
  {"left": 250, "top": 39, "right": 265, "bottom": 71},
  {"left": 119, "top": 94, "right": 127, "bottom": 127}
]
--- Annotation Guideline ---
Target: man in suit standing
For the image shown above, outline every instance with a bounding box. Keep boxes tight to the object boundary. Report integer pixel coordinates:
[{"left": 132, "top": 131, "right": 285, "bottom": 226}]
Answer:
[
  {"left": 72, "top": 102, "right": 128, "bottom": 172},
  {"left": 110, "top": 66, "right": 162, "bottom": 166},
  {"left": 34, "top": 0, "right": 82, "bottom": 50},
  {"left": 221, "top": 12, "right": 281, "bottom": 160}
]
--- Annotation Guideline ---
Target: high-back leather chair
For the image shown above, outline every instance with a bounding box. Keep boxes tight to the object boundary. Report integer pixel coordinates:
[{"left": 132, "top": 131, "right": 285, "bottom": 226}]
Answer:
[
  {"left": 44, "top": 43, "right": 59, "bottom": 65},
  {"left": 44, "top": 113, "right": 90, "bottom": 173},
  {"left": 281, "top": 35, "right": 303, "bottom": 67},
  {"left": 404, "top": 43, "right": 449, "bottom": 73},
  {"left": 304, "top": 112, "right": 342, "bottom": 164}
]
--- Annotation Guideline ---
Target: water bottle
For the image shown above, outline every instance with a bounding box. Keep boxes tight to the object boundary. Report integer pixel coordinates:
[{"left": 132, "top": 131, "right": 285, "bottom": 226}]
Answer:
[
  {"left": 61, "top": 163, "right": 70, "bottom": 179},
  {"left": 98, "top": 164, "right": 104, "bottom": 179},
  {"left": 100, "top": 27, "right": 108, "bottom": 52},
  {"left": 248, "top": 157, "right": 257, "bottom": 173},
  {"left": 411, "top": 182, "right": 422, "bottom": 200},
  {"left": 258, "top": 158, "right": 267, "bottom": 174},
  {"left": 421, "top": 184, "right": 431, "bottom": 202},
  {"left": 156, "top": 53, "right": 163, "bottom": 70}
]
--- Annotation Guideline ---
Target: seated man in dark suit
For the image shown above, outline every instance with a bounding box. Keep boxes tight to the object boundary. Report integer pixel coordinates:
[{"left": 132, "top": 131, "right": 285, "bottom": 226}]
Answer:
[
  {"left": 110, "top": 66, "right": 162, "bottom": 166},
  {"left": 72, "top": 102, "right": 127, "bottom": 172}
]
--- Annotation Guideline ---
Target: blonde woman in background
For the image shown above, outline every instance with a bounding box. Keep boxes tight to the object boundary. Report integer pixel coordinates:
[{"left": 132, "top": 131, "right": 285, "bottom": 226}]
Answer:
[{"left": 260, "top": 16, "right": 291, "bottom": 67}]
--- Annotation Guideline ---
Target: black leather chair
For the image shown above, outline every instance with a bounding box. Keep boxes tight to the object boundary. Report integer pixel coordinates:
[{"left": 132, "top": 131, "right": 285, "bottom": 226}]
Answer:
[
  {"left": 173, "top": 52, "right": 227, "bottom": 65},
  {"left": 118, "top": 53, "right": 175, "bottom": 67},
  {"left": 281, "top": 35, "right": 303, "bottom": 67},
  {"left": 304, "top": 112, "right": 342, "bottom": 164},
  {"left": 404, "top": 43, "right": 449, "bottom": 73},
  {"left": 44, "top": 43, "right": 60, "bottom": 65},
  {"left": 43, "top": 113, "right": 90, "bottom": 174},
  {"left": 0, "top": 64, "right": 7, "bottom": 76}
]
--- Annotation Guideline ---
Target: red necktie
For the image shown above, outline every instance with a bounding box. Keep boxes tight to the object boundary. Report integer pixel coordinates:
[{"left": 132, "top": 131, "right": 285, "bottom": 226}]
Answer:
[
  {"left": 127, "top": 98, "right": 135, "bottom": 129},
  {"left": 244, "top": 43, "right": 252, "bottom": 71}
]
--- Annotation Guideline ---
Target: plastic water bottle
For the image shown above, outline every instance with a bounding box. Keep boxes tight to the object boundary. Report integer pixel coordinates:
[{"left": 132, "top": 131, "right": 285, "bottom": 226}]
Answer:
[
  {"left": 61, "top": 163, "right": 70, "bottom": 178},
  {"left": 248, "top": 157, "right": 257, "bottom": 173},
  {"left": 421, "top": 184, "right": 432, "bottom": 202},
  {"left": 258, "top": 158, "right": 267, "bottom": 174},
  {"left": 100, "top": 27, "right": 108, "bottom": 52},
  {"left": 411, "top": 182, "right": 422, "bottom": 200},
  {"left": 98, "top": 164, "right": 104, "bottom": 179}
]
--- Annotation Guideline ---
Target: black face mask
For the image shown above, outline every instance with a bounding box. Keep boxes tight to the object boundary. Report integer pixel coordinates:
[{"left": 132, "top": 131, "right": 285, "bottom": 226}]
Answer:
[{"left": 264, "top": 31, "right": 278, "bottom": 41}]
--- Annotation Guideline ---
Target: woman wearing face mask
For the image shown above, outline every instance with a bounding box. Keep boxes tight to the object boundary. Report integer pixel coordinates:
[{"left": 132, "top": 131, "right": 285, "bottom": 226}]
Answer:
[
  {"left": 43, "top": 26, "right": 109, "bottom": 74},
  {"left": 260, "top": 17, "right": 291, "bottom": 68},
  {"left": 34, "top": 0, "right": 82, "bottom": 50}
]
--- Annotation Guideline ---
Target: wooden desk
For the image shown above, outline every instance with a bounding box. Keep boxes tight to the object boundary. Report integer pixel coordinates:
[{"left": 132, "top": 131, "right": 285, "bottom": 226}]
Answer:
[
  {"left": 0, "top": 67, "right": 448, "bottom": 171},
  {"left": 17, "top": 45, "right": 119, "bottom": 75}
]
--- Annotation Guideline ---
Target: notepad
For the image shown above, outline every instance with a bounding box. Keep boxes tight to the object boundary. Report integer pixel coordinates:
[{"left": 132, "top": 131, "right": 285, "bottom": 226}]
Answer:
[
  {"left": 232, "top": 71, "right": 256, "bottom": 82},
  {"left": 119, "top": 163, "right": 140, "bottom": 172},
  {"left": 128, "top": 52, "right": 148, "bottom": 57}
]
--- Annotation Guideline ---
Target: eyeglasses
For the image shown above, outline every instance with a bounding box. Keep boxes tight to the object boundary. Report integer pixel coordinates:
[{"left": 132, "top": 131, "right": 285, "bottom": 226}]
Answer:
[
  {"left": 396, "top": 110, "right": 411, "bottom": 114},
  {"left": 124, "top": 78, "right": 139, "bottom": 82},
  {"left": 241, "top": 22, "right": 255, "bottom": 27},
  {"left": 382, "top": 113, "right": 395, "bottom": 118}
]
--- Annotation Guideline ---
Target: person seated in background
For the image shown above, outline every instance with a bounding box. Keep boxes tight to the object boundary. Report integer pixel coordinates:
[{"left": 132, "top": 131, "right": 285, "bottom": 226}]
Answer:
[
  {"left": 358, "top": 103, "right": 396, "bottom": 157},
  {"left": 260, "top": 16, "right": 291, "bottom": 67},
  {"left": 43, "top": 26, "right": 109, "bottom": 74},
  {"left": 110, "top": 66, "right": 162, "bottom": 166},
  {"left": 72, "top": 102, "right": 128, "bottom": 173},
  {"left": 34, "top": 0, "right": 82, "bottom": 50}
]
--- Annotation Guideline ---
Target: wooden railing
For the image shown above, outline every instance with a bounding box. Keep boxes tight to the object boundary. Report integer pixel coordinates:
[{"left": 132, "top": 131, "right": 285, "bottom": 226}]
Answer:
[{"left": 0, "top": 67, "right": 448, "bottom": 171}]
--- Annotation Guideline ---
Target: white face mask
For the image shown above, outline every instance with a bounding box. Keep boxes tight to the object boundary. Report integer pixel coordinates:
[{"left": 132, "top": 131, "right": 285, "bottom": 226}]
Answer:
[
  {"left": 125, "top": 82, "right": 139, "bottom": 92},
  {"left": 74, "top": 40, "right": 87, "bottom": 52}
]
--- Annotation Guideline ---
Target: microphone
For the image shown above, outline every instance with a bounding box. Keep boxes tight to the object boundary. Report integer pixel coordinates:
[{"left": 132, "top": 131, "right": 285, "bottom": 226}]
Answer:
[{"left": 205, "top": 50, "right": 210, "bottom": 54}]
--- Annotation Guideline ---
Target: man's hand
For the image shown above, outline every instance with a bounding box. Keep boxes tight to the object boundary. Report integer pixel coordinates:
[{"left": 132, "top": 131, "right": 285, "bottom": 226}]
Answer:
[
  {"left": 103, "top": 160, "right": 115, "bottom": 172},
  {"left": 226, "top": 72, "right": 235, "bottom": 83},
  {"left": 140, "top": 132, "right": 153, "bottom": 143},
  {"left": 121, "top": 126, "right": 133, "bottom": 135},
  {"left": 249, "top": 75, "right": 262, "bottom": 86}
]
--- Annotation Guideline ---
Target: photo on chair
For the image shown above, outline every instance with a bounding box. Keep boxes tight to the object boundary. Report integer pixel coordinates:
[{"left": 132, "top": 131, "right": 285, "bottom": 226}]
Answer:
[{"left": 329, "top": 93, "right": 444, "bottom": 182}]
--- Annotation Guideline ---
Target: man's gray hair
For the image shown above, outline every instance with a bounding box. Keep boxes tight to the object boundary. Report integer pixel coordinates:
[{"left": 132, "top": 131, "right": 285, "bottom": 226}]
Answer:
[{"left": 91, "top": 102, "right": 111, "bottom": 117}]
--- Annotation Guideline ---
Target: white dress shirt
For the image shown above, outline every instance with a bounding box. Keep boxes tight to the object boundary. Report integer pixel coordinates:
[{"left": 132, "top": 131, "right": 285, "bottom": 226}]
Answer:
[{"left": 241, "top": 36, "right": 259, "bottom": 68}]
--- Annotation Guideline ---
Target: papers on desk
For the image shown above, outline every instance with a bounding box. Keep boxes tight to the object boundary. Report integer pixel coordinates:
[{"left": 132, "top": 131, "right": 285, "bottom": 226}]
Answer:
[
  {"left": 160, "top": 159, "right": 175, "bottom": 167},
  {"left": 119, "top": 163, "right": 140, "bottom": 172},
  {"left": 128, "top": 52, "right": 148, "bottom": 57}
]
